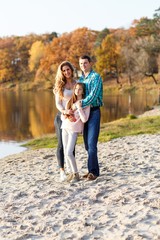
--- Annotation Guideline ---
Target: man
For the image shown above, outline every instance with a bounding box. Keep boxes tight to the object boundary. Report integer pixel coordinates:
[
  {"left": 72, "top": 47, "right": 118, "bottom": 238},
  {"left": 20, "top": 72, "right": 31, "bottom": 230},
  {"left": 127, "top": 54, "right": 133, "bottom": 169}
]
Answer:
[{"left": 79, "top": 55, "right": 103, "bottom": 180}]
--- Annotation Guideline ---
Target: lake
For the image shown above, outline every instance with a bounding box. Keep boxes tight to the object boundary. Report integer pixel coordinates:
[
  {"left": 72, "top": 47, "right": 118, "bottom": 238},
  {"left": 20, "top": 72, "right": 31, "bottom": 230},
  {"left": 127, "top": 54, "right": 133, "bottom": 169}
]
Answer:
[{"left": 0, "top": 88, "right": 160, "bottom": 158}]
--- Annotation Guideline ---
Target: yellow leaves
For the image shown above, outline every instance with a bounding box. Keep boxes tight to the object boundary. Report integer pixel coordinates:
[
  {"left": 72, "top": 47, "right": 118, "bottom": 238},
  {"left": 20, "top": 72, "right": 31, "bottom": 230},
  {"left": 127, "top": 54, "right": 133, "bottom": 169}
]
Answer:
[
  {"left": 29, "top": 41, "right": 45, "bottom": 72},
  {"left": 0, "top": 69, "right": 8, "bottom": 82}
]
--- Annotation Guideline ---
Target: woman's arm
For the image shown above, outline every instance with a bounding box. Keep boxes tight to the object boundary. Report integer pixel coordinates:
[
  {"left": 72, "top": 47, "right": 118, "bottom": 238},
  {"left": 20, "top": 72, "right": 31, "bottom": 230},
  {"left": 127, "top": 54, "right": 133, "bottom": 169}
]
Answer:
[
  {"left": 55, "top": 94, "right": 73, "bottom": 115},
  {"left": 55, "top": 94, "right": 65, "bottom": 113}
]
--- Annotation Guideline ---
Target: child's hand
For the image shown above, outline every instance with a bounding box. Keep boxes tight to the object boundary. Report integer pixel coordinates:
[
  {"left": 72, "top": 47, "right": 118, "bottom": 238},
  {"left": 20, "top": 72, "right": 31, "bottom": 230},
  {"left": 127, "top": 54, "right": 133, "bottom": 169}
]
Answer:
[
  {"left": 68, "top": 115, "right": 76, "bottom": 122},
  {"left": 63, "top": 109, "right": 74, "bottom": 115}
]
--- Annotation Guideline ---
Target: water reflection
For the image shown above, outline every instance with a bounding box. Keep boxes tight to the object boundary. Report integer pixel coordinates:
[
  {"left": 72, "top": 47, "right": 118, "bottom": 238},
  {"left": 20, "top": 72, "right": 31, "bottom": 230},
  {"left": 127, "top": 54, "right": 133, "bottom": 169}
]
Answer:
[
  {"left": 0, "top": 91, "right": 56, "bottom": 141},
  {"left": 101, "top": 89, "right": 160, "bottom": 123},
  {"left": 0, "top": 89, "right": 159, "bottom": 141}
]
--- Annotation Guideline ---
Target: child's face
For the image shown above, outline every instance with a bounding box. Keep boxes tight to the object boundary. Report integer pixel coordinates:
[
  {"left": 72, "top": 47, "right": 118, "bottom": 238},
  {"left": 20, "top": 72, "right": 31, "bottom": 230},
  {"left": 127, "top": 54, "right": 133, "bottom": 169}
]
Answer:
[{"left": 74, "top": 85, "right": 83, "bottom": 96}]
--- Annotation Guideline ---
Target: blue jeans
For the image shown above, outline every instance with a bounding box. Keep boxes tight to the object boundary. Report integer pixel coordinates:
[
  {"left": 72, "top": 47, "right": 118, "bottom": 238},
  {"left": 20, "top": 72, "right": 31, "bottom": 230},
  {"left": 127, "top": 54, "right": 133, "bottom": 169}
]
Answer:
[
  {"left": 54, "top": 112, "right": 64, "bottom": 168},
  {"left": 83, "top": 107, "right": 101, "bottom": 176}
]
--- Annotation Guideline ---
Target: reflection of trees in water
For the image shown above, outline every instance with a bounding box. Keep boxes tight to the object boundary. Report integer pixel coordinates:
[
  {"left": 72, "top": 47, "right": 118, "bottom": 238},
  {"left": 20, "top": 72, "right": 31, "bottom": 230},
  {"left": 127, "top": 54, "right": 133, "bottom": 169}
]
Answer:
[
  {"left": 158, "top": 88, "right": 160, "bottom": 105},
  {"left": 29, "top": 92, "right": 55, "bottom": 138},
  {"left": 0, "top": 90, "right": 159, "bottom": 141},
  {"left": 101, "top": 89, "right": 159, "bottom": 124},
  {"left": 0, "top": 91, "right": 56, "bottom": 141},
  {"left": 144, "top": 88, "right": 160, "bottom": 110},
  {"left": 0, "top": 91, "right": 30, "bottom": 141}
]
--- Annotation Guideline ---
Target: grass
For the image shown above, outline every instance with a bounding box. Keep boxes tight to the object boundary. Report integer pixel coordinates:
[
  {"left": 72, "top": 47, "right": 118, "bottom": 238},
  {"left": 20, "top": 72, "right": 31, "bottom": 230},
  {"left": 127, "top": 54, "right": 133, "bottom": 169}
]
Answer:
[
  {"left": 22, "top": 115, "right": 160, "bottom": 150},
  {"left": 99, "top": 115, "right": 160, "bottom": 142}
]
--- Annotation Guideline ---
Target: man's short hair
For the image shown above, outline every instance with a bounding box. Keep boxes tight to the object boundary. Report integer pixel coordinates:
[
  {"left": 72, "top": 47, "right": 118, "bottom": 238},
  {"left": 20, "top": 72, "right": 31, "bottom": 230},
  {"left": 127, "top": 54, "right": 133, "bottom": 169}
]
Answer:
[{"left": 79, "top": 55, "right": 91, "bottom": 62}]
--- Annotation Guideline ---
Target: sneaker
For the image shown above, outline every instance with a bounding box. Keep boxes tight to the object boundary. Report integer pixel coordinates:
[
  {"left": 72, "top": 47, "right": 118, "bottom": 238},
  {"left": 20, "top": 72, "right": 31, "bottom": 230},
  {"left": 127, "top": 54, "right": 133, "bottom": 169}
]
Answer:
[
  {"left": 60, "top": 170, "right": 67, "bottom": 182},
  {"left": 87, "top": 173, "right": 97, "bottom": 181},
  {"left": 70, "top": 173, "right": 80, "bottom": 183},
  {"left": 67, "top": 173, "right": 73, "bottom": 182}
]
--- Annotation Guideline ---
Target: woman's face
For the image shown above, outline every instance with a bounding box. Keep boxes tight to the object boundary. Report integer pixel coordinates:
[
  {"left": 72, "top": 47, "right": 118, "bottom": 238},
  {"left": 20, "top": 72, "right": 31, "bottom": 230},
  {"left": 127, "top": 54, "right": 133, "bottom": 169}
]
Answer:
[{"left": 62, "top": 65, "right": 73, "bottom": 79}]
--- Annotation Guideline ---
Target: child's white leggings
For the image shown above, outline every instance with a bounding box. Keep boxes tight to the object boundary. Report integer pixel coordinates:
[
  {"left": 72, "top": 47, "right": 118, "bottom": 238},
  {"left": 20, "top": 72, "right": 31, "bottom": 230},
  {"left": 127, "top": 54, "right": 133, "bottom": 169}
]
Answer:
[{"left": 62, "top": 128, "right": 78, "bottom": 173}]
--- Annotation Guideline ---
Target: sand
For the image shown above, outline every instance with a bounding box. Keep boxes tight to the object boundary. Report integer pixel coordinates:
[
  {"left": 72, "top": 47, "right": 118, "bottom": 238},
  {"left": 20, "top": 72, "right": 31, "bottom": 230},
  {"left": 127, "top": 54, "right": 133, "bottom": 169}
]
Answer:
[{"left": 0, "top": 107, "right": 160, "bottom": 240}]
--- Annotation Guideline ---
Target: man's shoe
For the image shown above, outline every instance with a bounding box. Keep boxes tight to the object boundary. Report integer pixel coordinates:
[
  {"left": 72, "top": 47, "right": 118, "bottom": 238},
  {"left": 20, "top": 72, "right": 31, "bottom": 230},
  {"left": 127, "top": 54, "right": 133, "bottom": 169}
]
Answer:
[
  {"left": 83, "top": 172, "right": 89, "bottom": 178},
  {"left": 87, "top": 173, "right": 97, "bottom": 181}
]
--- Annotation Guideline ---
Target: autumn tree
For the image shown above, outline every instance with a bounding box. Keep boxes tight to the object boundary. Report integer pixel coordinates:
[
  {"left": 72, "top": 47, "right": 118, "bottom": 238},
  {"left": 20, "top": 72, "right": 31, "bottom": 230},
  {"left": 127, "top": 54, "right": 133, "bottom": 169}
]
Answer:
[
  {"left": 134, "top": 17, "right": 157, "bottom": 37},
  {"left": 68, "top": 27, "right": 98, "bottom": 69},
  {"left": 36, "top": 28, "right": 98, "bottom": 82},
  {"left": 0, "top": 38, "right": 16, "bottom": 82},
  {"left": 134, "top": 37, "right": 159, "bottom": 84},
  {"left": 94, "top": 33, "right": 124, "bottom": 84},
  {"left": 94, "top": 28, "right": 110, "bottom": 47},
  {"left": 36, "top": 33, "right": 72, "bottom": 83},
  {"left": 120, "top": 44, "right": 137, "bottom": 86},
  {"left": 29, "top": 41, "right": 45, "bottom": 72}
]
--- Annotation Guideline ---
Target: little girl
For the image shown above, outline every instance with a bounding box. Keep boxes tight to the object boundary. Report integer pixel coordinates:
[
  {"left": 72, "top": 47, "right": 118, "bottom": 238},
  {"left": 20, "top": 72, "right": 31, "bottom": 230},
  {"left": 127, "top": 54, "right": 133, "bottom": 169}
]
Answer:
[{"left": 61, "top": 83, "right": 90, "bottom": 183}]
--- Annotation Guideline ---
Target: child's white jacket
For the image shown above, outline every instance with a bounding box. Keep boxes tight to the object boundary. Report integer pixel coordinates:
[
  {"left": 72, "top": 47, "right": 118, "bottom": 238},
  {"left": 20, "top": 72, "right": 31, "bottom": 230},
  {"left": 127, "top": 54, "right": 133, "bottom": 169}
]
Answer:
[{"left": 61, "top": 104, "right": 90, "bottom": 133}]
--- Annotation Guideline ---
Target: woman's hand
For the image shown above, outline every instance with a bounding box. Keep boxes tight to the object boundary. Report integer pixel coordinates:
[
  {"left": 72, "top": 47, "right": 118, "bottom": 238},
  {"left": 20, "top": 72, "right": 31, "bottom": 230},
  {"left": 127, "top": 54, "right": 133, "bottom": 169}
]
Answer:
[{"left": 62, "top": 109, "right": 74, "bottom": 115}]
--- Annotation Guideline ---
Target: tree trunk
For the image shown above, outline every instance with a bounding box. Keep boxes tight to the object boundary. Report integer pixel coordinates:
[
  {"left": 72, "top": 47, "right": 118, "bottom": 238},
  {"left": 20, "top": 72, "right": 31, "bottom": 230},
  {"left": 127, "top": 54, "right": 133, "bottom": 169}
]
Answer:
[
  {"left": 128, "top": 75, "right": 132, "bottom": 86},
  {"left": 145, "top": 73, "right": 158, "bottom": 85}
]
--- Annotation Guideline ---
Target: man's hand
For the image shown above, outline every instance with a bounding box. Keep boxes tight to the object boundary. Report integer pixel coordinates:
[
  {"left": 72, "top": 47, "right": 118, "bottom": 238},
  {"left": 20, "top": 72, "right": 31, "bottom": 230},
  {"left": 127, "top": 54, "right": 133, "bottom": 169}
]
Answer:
[
  {"left": 76, "top": 101, "right": 82, "bottom": 109},
  {"left": 72, "top": 101, "right": 82, "bottom": 110}
]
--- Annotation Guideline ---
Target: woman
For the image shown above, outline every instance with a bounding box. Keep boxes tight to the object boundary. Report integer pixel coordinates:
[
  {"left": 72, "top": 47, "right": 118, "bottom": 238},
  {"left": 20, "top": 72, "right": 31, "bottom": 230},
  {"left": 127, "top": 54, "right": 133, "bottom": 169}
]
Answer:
[
  {"left": 53, "top": 61, "right": 76, "bottom": 182},
  {"left": 61, "top": 83, "right": 90, "bottom": 183}
]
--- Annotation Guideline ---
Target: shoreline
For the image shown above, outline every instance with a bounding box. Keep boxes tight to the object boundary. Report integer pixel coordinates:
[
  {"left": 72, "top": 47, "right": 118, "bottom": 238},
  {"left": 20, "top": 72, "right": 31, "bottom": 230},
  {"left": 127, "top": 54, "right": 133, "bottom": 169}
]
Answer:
[
  {"left": 1, "top": 105, "right": 160, "bottom": 160},
  {"left": 0, "top": 141, "right": 27, "bottom": 159},
  {"left": 0, "top": 134, "right": 160, "bottom": 239}
]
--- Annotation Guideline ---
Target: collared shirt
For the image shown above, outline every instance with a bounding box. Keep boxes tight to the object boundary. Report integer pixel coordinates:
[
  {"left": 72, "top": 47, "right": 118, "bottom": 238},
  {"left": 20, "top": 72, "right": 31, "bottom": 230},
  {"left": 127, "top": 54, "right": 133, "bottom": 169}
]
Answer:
[{"left": 79, "top": 69, "right": 103, "bottom": 108}]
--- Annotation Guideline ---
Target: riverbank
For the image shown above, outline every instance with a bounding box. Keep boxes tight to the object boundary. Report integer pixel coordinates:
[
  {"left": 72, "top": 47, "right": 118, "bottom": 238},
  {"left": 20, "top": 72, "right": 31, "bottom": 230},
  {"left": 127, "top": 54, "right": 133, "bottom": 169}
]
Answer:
[
  {"left": 0, "top": 134, "right": 160, "bottom": 239},
  {"left": 0, "top": 78, "right": 160, "bottom": 93},
  {"left": 0, "top": 107, "right": 160, "bottom": 239}
]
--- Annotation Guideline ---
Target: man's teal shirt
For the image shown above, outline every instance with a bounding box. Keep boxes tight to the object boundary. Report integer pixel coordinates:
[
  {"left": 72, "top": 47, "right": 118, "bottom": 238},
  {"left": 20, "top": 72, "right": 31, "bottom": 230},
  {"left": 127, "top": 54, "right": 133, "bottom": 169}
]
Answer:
[{"left": 79, "top": 69, "right": 103, "bottom": 108}]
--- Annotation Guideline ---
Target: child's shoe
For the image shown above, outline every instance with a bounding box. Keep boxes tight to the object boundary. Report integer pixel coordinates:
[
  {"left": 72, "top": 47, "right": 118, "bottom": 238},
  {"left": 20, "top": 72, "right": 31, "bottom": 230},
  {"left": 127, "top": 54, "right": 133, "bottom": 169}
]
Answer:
[
  {"left": 70, "top": 173, "right": 80, "bottom": 183},
  {"left": 60, "top": 170, "right": 67, "bottom": 182},
  {"left": 67, "top": 173, "right": 73, "bottom": 182}
]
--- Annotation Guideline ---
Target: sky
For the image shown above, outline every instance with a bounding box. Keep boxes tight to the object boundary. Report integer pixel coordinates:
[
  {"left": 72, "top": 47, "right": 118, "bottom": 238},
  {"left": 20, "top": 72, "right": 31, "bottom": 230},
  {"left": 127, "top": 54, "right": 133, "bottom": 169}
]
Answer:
[{"left": 0, "top": 0, "right": 159, "bottom": 37}]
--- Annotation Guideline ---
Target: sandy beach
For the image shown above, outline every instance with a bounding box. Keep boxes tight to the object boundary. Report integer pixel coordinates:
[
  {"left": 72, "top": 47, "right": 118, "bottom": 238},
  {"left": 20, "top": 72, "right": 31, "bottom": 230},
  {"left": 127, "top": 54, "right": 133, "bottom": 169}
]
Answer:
[{"left": 0, "top": 108, "right": 160, "bottom": 240}]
